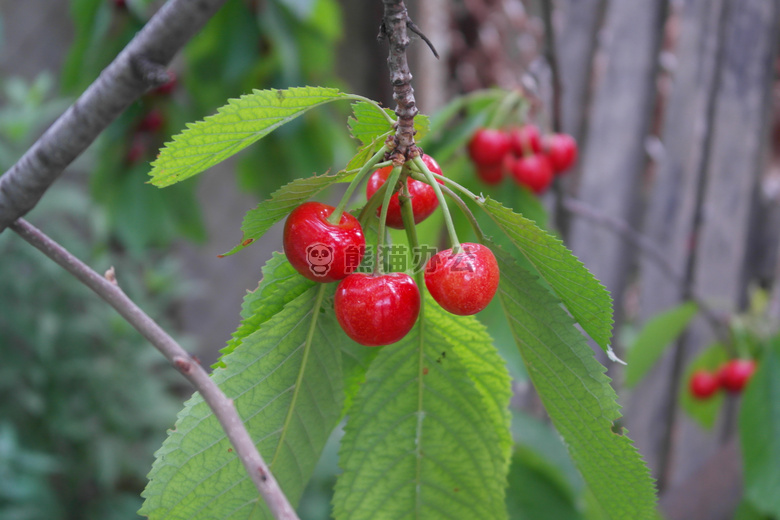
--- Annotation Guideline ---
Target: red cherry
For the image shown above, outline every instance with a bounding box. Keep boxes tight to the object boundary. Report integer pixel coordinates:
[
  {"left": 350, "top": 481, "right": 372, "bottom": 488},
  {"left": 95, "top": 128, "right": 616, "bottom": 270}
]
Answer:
[
  {"left": 153, "top": 71, "right": 178, "bottom": 96},
  {"left": 424, "top": 243, "right": 500, "bottom": 316},
  {"left": 468, "top": 128, "right": 511, "bottom": 167},
  {"left": 509, "top": 154, "right": 554, "bottom": 194},
  {"left": 365, "top": 154, "right": 443, "bottom": 229},
  {"left": 112, "top": 0, "right": 128, "bottom": 10},
  {"left": 689, "top": 370, "right": 720, "bottom": 399},
  {"left": 335, "top": 273, "right": 421, "bottom": 346},
  {"left": 138, "top": 109, "right": 165, "bottom": 133},
  {"left": 475, "top": 163, "right": 503, "bottom": 185},
  {"left": 283, "top": 202, "right": 365, "bottom": 283},
  {"left": 718, "top": 359, "right": 757, "bottom": 392},
  {"left": 509, "top": 125, "right": 542, "bottom": 156},
  {"left": 544, "top": 133, "right": 578, "bottom": 173}
]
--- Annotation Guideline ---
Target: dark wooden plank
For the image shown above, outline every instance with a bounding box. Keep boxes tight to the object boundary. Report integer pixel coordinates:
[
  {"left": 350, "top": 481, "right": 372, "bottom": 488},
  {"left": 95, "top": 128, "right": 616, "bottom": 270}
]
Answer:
[
  {"left": 667, "top": 0, "right": 780, "bottom": 487},
  {"left": 624, "top": 0, "right": 729, "bottom": 484},
  {"left": 566, "top": 0, "right": 666, "bottom": 339},
  {"left": 555, "top": 0, "right": 605, "bottom": 141}
]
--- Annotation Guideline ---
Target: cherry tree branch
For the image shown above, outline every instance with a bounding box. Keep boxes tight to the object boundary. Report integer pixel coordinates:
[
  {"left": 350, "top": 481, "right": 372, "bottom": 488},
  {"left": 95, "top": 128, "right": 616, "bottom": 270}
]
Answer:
[
  {"left": 0, "top": 0, "right": 230, "bottom": 233},
  {"left": 380, "top": 0, "right": 419, "bottom": 163},
  {"left": 9, "top": 218, "right": 300, "bottom": 520}
]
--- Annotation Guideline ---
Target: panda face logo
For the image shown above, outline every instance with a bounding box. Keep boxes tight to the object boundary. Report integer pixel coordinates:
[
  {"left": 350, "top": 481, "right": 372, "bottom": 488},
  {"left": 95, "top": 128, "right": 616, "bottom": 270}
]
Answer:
[{"left": 306, "top": 243, "right": 334, "bottom": 276}]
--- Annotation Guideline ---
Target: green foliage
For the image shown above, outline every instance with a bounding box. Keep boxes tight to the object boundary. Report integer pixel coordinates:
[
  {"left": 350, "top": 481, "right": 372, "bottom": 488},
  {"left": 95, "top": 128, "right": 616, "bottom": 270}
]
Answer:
[
  {"left": 739, "top": 337, "right": 780, "bottom": 518},
  {"left": 333, "top": 296, "right": 512, "bottom": 520},
  {"left": 625, "top": 302, "right": 699, "bottom": 388},
  {"left": 140, "top": 279, "right": 374, "bottom": 519},
  {"left": 679, "top": 343, "right": 728, "bottom": 429},
  {"left": 492, "top": 245, "right": 657, "bottom": 519},
  {"left": 221, "top": 169, "right": 355, "bottom": 256},
  {"left": 480, "top": 198, "right": 614, "bottom": 352},
  {"left": 148, "top": 87, "right": 357, "bottom": 187}
]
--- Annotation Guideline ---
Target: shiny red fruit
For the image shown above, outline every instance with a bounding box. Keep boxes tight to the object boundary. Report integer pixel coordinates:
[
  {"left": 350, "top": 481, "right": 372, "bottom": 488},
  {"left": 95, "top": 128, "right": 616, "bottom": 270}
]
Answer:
[
  {"left": 366, "top": 154, "right": 443, "bottom": 229},
  {"left": 718, "top": 359, "right": 757, "bottom": 392},
  {"left": 544, "top": 133, "right": 578, "bottom": 173},
  {"left": 509, "top": 154, "right": 554, "bottom": 194},
  {"left": 283, "top": 202, "right": 365, "bottom": 283},
  {"left": 509, "top": 125, "right": 542, "bottom": 156},
  {"left": 424, "top": 243, "right": 500, "bottom": 316},
  {"left": 335, "top": 273, "right": 421, "bottom": 346},
  {"left": 468, "top": 128, "right": 511, "bottom": 167},
  {"left": 689, "top": 370, "right": 720, "bottom": 399}
]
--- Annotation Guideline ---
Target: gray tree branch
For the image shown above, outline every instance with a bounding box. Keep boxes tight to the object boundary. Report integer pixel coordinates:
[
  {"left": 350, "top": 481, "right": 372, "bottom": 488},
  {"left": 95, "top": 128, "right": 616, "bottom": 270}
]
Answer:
[
  {"left": 0, "top": 0, "right": 230, "bottom": 233},
  {"left": 10, "top": 218, "right": 300, "bottom": 520}
]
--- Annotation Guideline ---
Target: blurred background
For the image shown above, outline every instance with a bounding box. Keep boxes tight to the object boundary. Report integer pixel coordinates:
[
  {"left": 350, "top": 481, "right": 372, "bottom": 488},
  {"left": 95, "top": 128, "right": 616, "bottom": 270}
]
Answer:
[{"left": 0, "top": 0, "right": 778, "bottom": 519}]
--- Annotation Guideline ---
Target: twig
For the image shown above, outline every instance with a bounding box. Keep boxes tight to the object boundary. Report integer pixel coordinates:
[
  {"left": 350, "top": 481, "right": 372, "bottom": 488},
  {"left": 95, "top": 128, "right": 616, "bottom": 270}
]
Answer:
[
  {"left": 9, "top": 218, "right": 300, "bottom": 520},
  {"left": 406, "top": 19, "right": 440, "bottom": 59},
  {"left": 381, "top": 0, "right": 419, "bottom": 163},
  {"left": 0, "top": 0, "right": 231, "bottom": 233}
]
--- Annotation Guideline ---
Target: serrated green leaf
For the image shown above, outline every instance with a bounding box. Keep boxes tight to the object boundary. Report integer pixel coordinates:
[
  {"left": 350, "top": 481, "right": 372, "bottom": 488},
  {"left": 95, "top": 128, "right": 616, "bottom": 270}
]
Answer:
[
  {"left": 333, "top": 297, "right": 511, "bottom": 520},
  {"left": 679, "top": 343, "right": 728, "bottom": 429},
  {"left": 348, "top": 102, "right": 430, "bottom": 146},
  {"left": 739, "top": 340, "right": 780, "bottom": 518},
  {"left": 140, "top": 285, "right": 368, "bottom": 520},
  {"left": 493, "top": 244, "right": 657, "bottom": 519},
  {"left": 480, "top": 198, "right": 613, "bottom": 351},
  {"left": 625, "top": 302, "right": 699, "bottom": 387},
  {"left": 213, "top": 253, "right": 315, "bottom": 367},
  {"left": 149, "top": 87, "right": 352, "bottom": 187},
  {"left": 221, "top": 169, "right": 354, "bottom": 256}
]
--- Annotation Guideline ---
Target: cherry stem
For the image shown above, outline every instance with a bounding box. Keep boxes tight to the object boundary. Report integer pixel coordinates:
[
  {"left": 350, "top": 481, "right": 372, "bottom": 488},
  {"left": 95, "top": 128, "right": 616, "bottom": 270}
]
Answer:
[
  {"left": 375, "top": 165, "right": 403, "bottom": 274},
  {"left": 487, "top": 90, "right": 523, "bottom": 130},
  {"left": 329, "top": 146, "right": 389, "bottom": 224},
  {"left": 411, "top": 156, "right": 460, "bottom": 252},
  {"left": 439, "top": 183, "right": 487, "bottom": 244},
  {"left": 399, "top": 181, "right": 423, "bottom": 272}
]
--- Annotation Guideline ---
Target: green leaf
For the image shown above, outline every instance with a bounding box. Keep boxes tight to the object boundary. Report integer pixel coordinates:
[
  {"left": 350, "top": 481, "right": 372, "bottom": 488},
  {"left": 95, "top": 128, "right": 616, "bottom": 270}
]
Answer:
[
  {"left": 739, "top": 340, "right": 780, "bottom": 518},
  {"left": 220, "top": 169, "right": 354, "bottom": 256},
  {"left": 506, "top": 450, "right": 583, "bottom": 520},
  {"left": 333, "top": 296, "right": 512, "bottom": 520},
  {"left": 149, "top": 87, "right": 352, "bottom": 187},
  {"left": 625, "top": 302, "right": 699, "bottom": 387},
  {"left": 480, "top": 198, "right": 614, "bottom": 351},
  {"left": 348, "top": 102, "right": 430, "bottom": 146},
  {"left": 679, "top": 343, "right": 728, "bottom": 429},
  {"left": 493, "top": 245, "right": 657, "bottom": 519},
  {"left": 213, "top": 252, "right": 315, "bottom": 367},
  {"left": 140, "top": 285, "right": 367, "bottom": 519}
]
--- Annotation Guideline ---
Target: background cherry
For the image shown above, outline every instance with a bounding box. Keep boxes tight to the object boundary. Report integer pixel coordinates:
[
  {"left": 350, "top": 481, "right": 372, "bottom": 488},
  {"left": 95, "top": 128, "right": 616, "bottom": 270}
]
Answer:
[
  {"left": 365, "top": 154, "right": 443, "bottom": 229},
  {"left": 468, "top": 128, "right": 511, "bottom": 166},
  {"left": 476, "top": 163, "right": 503, "bottom": 185},
  {"left": 509, "top": 154, "right": 554, "bottom": 194},
  {"left": 689, "top": 370, "right": 720, "bottom": 399},
  {"left": 283, "top": 201, "right": 365, "bottom": 283},
  {"left": 544, "top": 133, "right": 578, "bottom": 173},
  {"left": 509, "top": 125, "right": 542, "bottom": 156},
  {"left": 719, "top": 359, "right": 757, "bottom": 392},
  {"left": 335, "top": 272, "right": 421, "bottom": 346},
  {"left": 424, "top": 243, "right": 499, "bottom": 316}
]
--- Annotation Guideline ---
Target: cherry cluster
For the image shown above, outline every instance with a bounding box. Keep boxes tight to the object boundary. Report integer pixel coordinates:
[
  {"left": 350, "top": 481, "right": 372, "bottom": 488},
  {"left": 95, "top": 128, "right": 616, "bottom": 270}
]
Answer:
[
  {"left": 282, "top": 154, "right": 500, "bottom": 347},
  {"left": 467, "top": 126, "right": 578, "bottom": 193},
  {"left": 689, "top": 359, "right": 757, "bottom": 400}
]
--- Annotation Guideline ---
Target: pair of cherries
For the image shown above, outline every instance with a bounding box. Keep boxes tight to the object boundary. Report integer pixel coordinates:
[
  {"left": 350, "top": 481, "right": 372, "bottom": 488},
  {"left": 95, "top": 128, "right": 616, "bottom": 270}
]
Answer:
[
  {"left": 282, "top": 155, "right": 500, "bottom": 346},
  {"left": 689, "top": 359, "right": 757, "bottom": 400},
  {"left": 468, "top": 126, "right": 577, "bottom": 193}
]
